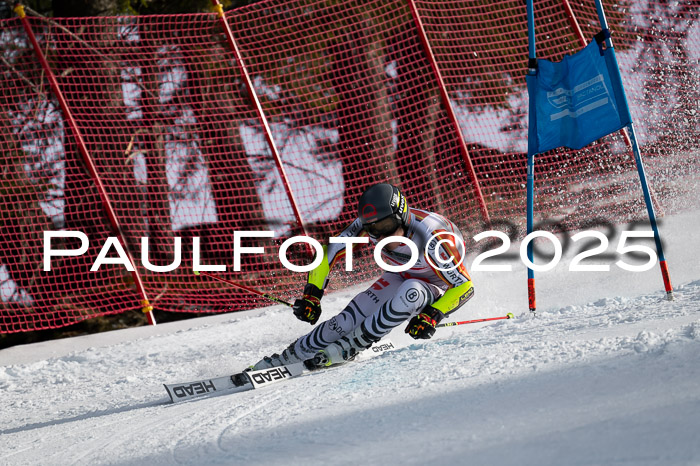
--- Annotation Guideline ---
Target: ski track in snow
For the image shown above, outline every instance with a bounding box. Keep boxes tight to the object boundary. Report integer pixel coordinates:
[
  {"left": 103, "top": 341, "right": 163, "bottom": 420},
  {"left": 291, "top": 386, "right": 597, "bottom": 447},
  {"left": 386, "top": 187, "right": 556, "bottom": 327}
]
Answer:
[{"left": 1, "top": 209, "right": 699, "bottom": 465}]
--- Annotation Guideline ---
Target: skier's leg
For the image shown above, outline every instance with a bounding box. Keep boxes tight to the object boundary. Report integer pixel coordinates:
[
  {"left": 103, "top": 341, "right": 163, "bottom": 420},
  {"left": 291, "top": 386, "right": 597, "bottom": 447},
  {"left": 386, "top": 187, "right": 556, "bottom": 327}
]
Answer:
[
  {"left": 308, "top": 278, "right": 442, "bottom": 368},
  {"left": 249, "top": 274, "right": 401, "bottom": 370},
  {"left": 293, "top": 273, "right": 404, "bottom": 359}
]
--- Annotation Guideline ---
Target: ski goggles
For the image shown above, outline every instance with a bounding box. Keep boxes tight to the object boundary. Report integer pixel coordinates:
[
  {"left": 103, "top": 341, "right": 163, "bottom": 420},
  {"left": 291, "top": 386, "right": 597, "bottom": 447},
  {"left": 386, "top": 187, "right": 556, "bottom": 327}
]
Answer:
[{"left": 363, "top": 216, "right": 401, "bottom": 239}]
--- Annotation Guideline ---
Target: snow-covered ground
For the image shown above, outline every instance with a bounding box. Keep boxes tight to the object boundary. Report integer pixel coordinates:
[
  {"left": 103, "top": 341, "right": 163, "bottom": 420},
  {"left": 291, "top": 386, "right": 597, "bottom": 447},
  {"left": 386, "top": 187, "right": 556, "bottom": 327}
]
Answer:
[{"left": 1, "top": 208, "right": 699, "bottom": 465}]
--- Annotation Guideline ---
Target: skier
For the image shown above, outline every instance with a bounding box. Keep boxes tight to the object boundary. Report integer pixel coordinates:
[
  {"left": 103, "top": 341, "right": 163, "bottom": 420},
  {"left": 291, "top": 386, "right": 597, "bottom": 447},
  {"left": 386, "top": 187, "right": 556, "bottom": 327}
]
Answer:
[{"left": 250, "top": 183, "right": 474, "bottom": 370}]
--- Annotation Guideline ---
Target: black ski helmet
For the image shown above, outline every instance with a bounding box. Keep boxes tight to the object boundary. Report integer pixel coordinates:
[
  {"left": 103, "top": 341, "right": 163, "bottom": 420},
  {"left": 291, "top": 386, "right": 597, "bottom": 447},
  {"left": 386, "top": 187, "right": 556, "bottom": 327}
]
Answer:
[{"left": 357, "top": 183, "right": 409, "bottom": 227}]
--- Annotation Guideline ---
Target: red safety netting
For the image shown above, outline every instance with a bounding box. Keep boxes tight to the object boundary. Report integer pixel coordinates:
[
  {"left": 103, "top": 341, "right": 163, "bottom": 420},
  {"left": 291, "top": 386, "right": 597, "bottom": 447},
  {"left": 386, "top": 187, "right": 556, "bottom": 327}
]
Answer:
[{"left": 0, "top": 0, "right": 698, "bottom": 333}]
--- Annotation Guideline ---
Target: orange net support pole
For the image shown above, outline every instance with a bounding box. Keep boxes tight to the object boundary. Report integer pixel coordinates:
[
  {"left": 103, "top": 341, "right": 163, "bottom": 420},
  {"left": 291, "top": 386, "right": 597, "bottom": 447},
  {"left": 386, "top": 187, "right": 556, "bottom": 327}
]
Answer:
[
  {"left": 210, "top": 0, "right": 309, "bottom": 239},
  {"left": 405, "top": 0, "right": 491, "bottom": 225},
  {"left": 13, "top": 3, "right": 156, "bottom": 325}
]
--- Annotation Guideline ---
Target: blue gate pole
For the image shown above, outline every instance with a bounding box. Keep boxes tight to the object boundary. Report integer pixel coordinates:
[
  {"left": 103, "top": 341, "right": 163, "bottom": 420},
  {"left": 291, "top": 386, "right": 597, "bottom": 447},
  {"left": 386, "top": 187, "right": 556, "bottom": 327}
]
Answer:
[
  {"left": 594, "top": 0, "right": 674, "bottom": 300},
  {"left": 625, "top": 124, "right": 674, "bottom": 299},
  {"left": 526, "top": 0, "right": 538, "bottom": 313},
  {"left": 526, "top": 154, "right": 536, "bottom": 313}
]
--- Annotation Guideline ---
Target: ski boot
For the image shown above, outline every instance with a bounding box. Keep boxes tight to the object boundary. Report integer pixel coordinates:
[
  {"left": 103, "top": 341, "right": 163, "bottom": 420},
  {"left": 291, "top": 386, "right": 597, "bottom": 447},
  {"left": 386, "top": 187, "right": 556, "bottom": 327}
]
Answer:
[
  {"left": 304, "top": 325, "right": 379, "bottom": 370},
  {"left": 249, "top": 343, "right": 303, "bottom": 371}
]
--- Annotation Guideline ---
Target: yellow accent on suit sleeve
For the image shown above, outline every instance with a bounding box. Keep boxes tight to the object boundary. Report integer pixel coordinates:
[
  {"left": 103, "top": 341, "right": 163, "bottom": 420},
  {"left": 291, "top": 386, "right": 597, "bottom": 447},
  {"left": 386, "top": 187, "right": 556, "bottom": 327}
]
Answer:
[
  {"left": 432, "top": 281, "right": 474, "bottom": 316},
  {"left": 307, "top": 245, "right": 330, "bottom": 289}
]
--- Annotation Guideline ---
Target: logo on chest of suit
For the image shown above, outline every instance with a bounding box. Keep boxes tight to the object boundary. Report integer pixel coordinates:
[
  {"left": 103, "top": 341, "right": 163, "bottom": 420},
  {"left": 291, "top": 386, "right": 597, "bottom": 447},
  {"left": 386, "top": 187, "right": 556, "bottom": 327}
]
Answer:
[{"left": 386, "top": 250, "right": 413, "bottom": 262}]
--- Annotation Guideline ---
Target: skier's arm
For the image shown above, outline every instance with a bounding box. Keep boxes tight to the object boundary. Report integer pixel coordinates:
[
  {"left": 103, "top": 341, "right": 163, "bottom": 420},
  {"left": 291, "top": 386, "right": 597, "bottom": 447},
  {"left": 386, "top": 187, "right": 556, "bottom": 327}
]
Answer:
[
  {"left": 307, "top": 218, "right": 366, "bottom": 290},
  {"left": 307, "top": 245, "right": 331, "bottom": 290},
  {"left": 425, "top": 229, "right": 474, "bottom": 318},
  {"left": 431, "top": 280, "right": 474, "bottom": 317},
  {"left": 406, "top": 276, "right": 474, "bottom": 339},
  {"left": 293, "top": 219, "right": 366, "bottom": 324}
]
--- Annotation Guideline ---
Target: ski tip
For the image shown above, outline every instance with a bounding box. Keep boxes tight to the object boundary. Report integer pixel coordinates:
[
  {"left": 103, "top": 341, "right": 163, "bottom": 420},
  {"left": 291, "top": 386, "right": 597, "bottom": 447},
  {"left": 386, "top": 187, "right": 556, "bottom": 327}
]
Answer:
[
  {"left": 193, "top": 271, "right": 200, "bottom": 276},
  {"left": 506, "top": 313, "right": 514, "bottom": 319},
  {"left": 163, "top": 384, "right": 175, "bottom": 403}
]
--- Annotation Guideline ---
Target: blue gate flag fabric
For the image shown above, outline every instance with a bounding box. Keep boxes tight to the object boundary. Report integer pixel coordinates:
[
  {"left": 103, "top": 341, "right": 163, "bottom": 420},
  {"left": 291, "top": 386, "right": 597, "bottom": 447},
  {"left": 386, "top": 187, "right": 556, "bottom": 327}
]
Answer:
[{"left": 527, "top": 38, "right": 632, "bottom": 155}]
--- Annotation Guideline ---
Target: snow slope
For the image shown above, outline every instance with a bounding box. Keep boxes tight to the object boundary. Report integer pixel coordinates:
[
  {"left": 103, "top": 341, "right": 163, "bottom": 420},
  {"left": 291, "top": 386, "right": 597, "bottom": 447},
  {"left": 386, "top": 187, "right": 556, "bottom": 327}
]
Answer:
[{"left": 1, "top": 208, "right": 699, "bottom": 466}]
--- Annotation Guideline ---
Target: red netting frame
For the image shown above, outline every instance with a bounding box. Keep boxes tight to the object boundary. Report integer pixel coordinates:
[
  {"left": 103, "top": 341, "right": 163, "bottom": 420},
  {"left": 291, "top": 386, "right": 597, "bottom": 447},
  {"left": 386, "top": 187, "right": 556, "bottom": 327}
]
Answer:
[{"left": 0, "top": 0, "right": 698, "bottom": 333}]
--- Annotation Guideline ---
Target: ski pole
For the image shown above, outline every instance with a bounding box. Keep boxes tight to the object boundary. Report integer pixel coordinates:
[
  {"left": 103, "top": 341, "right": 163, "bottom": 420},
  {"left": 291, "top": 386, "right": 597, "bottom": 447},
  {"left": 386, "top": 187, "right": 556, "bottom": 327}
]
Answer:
[
  {"left": 194, "top": 271, "right": 293, "bottom": 307},
  {"left": 437, "top": 313, "right": 514, "bottom": 328}
]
